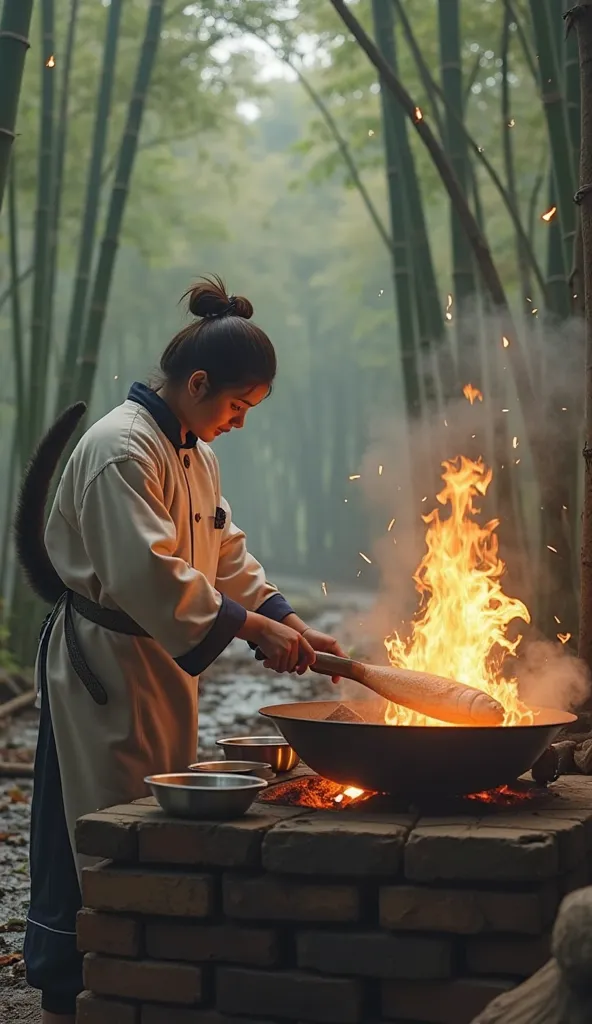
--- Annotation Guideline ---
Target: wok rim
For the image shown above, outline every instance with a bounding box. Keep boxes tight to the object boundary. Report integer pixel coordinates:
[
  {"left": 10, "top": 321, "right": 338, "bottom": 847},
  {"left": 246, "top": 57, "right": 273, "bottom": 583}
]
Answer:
[{"left": 259, "top": 699, "right": 577, "bottom": 730}]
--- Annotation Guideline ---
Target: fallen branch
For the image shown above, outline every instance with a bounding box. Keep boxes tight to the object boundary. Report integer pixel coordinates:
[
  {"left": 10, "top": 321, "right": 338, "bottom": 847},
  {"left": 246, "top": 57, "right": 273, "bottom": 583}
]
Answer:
[
  {"left": 0, "top": 689, "right": 36, "bottom": 721},
  {"left": 0, "top": 761, "right": 33, "bottom": 778}
]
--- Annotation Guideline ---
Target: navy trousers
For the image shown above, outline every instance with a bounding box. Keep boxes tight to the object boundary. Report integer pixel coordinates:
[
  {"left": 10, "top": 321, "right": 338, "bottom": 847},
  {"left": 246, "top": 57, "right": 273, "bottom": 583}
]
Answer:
[{"left": 24, "top": 616, "right": 83, "bottom": 1015}]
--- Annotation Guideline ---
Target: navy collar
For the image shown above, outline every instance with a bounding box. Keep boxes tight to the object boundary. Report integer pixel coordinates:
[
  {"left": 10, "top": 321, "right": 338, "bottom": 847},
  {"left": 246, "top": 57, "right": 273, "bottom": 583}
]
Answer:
[{"left": 127, "top": 382, "right": 197, "bottom": 450}]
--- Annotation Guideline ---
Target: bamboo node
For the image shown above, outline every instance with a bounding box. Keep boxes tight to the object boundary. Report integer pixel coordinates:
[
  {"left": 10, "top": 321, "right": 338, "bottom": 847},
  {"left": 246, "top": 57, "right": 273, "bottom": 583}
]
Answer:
[
  {"left": 574, "top": 183, "right": 592, "bottom": 205},
  {"left": 0, "top": 31, "right": 31, "bottom": 47}
]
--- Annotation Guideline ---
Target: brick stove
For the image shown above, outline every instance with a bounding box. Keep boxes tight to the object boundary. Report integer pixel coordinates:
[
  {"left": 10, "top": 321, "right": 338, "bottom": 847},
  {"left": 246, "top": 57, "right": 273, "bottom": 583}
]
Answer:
[{"left": 74, "top": 768, "right": 592, "bottom": 1024}]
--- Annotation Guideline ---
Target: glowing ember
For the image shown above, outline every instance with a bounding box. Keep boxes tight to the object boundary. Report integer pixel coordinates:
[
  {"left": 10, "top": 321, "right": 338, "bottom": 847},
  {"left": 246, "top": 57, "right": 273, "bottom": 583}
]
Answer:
[
  {"left": 384, "top": 457, "right": 533, "bottom": 727},
  {"left": 258, "top": 777, "right": 373, "bottom": 809},
  {"left": 45, "top": 54, "right": 56, "bottom": 68},
  {"left": 413, "top": 106, "right": 423, "bottom": 122},
  {"left": 466, "top": 784, "right": 536, "bottom": 805},
  {"left": 541, "top": 206, "right": 557, "bottom": 223},
  {"left": 462, "top": 383, "right": 483, "bottom": 405},
  {"left": 558, "top": 632, "right": 571, "bottom": 645},
  {"left": 445, "top": 294, "right": 453, "bottom": 322},
  {"left": 359, "top": 552, "right": 372, "bottom": 564},
  {"left": 502, "top": 335, "right": 510, "bottom": 348}
]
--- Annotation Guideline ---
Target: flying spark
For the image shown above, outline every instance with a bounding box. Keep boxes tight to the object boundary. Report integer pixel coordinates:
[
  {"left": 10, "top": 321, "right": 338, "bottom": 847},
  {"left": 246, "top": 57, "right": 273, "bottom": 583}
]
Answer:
[
  {"left": 501, "top": 408, "right": 509, "bottom": 413},
  {"left": 512, "top": 436, "right": 518, "bottom": 449},
  {"left": 547, "top": 545, "right": 558, "bottom": 554},
  {"left": 357, "top": 570, "right": 362, "bottom": 577},
  {"left": 541, "top": 206, "right": 557, "bottom": 223},
  {"left": 368, "top": 129, "right": 375, "bottom": 137},
  {"left": 421, "top": 496, "right": 427, "bottom": 502},
  {"left": 558, "top": 633, "right": 571, "bottom": 645},
  {"left": 502, "top": 336, "right": 510, "bottom": 348},
  {"left": 114, "top": 375, "right": 118, "bottom": 380},
  {"left": 388, "top": 518, "right": 396, "bottom": 531},
  {"left": 531, "top": 308, "right": 538, "bottom": 315},
  {"left": 463, "top": 383, "right": 483, "bottom": 405},
  {"left": 444, "top": 419, "right": 448, "bottom": 427},
  {"left": 562, "top": 407, "right": 567, "bottom": 411},
  {"left": 359, "top": 552, "right": 372, "bottom": 564},
  {"left": 445, "top": 294, "right": 453, "bottom": 322},
  {"left": 515, "top": 458, "right": 521, "bottom": 465},
  {"left": 45, "top": 54, "right": 56, "bottom": 68},
  {"left": 413, "top": 106, "right": 423, "bottom": 122},
  {"left": 378, "top": 465, "right": 383, "bottom": 476},
  {"left": 349, "top": 474, "right": 361, "bottom": 481},
  {"left": 508, "top": 118, "right": 515, "bottom": 127},
  {"left": 321, "top": 582, "right": 328, "bottom": 596},
  {"left": 554, "top": 615, "right": 561, "bottom": 624},
  {"left": 378, "top": 289, "right": 384, "bottom": 296}
]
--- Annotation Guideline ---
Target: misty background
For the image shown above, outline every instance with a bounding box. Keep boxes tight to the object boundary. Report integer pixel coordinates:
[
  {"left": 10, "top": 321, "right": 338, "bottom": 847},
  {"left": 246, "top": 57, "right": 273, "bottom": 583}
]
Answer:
[{"left": 0, "top": 1, "right": 586, "bottom": 695}]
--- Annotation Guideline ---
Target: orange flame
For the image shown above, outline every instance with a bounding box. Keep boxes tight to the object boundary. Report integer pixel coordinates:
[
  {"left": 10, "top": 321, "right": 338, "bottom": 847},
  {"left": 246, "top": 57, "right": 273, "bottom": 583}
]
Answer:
[
  {"left": 45, "top": 54, "right": 56, "bottom": 68},
  {"left": 384, "top": 457, "right": 533, "bottom": 727},
  {"left": 463, "top": 383, "right": 483, "bottom": 405},
  {"left": 541, "top": 206, "right": 557, "bottom": 223}
]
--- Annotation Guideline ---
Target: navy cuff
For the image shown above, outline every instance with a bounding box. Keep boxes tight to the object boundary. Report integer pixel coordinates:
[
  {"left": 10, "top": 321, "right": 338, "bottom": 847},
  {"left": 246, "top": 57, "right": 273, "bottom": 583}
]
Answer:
[
  {"left": 257, "top": 593, "right": 294, "bottom": 622},
  {"left": 175, "top": 594, "right": 247, "bottom": 676}
]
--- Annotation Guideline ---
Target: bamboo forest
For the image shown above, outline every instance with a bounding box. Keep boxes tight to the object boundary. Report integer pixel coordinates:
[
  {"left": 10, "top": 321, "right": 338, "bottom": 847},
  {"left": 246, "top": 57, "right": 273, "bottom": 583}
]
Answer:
[{"left": 0, "top": 0, "right": 589, "bottom": 670}]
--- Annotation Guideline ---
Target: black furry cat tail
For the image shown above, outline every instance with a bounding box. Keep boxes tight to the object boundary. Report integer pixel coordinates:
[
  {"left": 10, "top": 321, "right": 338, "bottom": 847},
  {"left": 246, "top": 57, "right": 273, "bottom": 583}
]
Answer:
[{"left": 14, "top": 402, "right": 87, "bottom": 605}]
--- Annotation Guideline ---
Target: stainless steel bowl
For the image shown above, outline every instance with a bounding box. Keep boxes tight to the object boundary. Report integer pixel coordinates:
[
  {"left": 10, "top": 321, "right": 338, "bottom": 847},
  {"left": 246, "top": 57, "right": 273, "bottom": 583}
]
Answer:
[
  {"left": 188, "top": 760, "right": 274, "bottom": 781},
  {"left": 145, "top": 773, "right": 267, "bottom": 820},
  {"left": 216, "top": 735, "right": 300, "bottom": 772}
]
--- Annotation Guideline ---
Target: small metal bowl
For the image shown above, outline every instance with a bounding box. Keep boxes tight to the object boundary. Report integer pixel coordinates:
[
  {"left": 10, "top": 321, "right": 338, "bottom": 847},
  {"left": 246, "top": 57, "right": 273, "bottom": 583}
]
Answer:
[
  {"left": 188, "top": 760, "right": 274, "bottom": 781},
  {"left": 216, "top": 735, "right": 300, "bottom": 773},
  {"left": 145, "top": 773, "right": 267, "bottom": 820}
]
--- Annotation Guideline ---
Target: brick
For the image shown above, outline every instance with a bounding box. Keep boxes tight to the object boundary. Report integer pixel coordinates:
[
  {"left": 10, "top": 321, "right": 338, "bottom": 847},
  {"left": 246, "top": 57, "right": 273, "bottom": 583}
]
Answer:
[
  {"left": 82, "top": 864, "right": 213, "bottom": 918},
  {"left": 76, "top": 813, "right": 139, "bottom": 862},
  {"left": 217, "top": 966, "right": 362, "bottom": 1022},
  {"left": 465, "top": 933, "right": 551, "bottom": 977},
  {"left": 77, "top": 991, "right": 139, "bottom": 1024},
  {"left": 382, "top": 978, "right": 514, "bottom": 1023},
  {"left": 405, "top": 825, "right": 558, "bottom": 882},
  {"left": 297, "top": 930, "right": 451, "bottom": 979},
  {"left": 486, "top": 814, "right": 586, "bottom": 870},
  {"left": 142, "top": 1010, "right": 273, "bottom": 1024},
  {"left": 145, "top": 922, "right": 279, "bottom": 966},
  {"left": 139, "top": 808, "right": 304, "bottom": 868},
  {"left": 261, "top": 813, "right": 409, "bottom": 876},
  {"left": 76, "top": 804, "right": 163, "bottom": 861},
  {"left": 83, "top": 953, "right": 202, "bottom": 1005},
  {"left": 77, "top": 910, "right": 141, "bottom": 957},
  {"left": 223, "top": 873, "right": 359, "bottom": 922},
  {"left": 379, "top": 883, "right": 557, "bottom": 935}
]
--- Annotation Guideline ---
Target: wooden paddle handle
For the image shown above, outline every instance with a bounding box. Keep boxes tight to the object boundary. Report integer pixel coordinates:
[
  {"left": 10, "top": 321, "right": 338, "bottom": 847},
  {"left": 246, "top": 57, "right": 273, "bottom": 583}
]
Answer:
[{"left": 310, "top": 653, "right": 366, "bottom": 683}]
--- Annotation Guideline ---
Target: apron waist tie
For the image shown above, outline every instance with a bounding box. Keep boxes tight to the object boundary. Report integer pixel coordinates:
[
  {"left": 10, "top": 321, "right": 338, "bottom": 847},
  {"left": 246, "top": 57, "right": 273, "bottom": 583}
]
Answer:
[{"left": 51, "top": 591, "right": 149, "bottom": 706}]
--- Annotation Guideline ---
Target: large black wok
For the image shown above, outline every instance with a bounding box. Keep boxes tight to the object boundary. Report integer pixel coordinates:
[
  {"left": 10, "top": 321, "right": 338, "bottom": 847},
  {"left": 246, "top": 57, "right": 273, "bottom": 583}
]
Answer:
[{"left": 259, "top": 700, "right": 576, "bottom": 797}]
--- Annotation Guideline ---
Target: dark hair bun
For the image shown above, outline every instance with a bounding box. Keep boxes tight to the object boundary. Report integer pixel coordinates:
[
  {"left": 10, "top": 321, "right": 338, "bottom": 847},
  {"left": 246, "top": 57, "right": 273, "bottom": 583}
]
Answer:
[{"left": 186, "top": 274, "right": 253, "bottom": 320}]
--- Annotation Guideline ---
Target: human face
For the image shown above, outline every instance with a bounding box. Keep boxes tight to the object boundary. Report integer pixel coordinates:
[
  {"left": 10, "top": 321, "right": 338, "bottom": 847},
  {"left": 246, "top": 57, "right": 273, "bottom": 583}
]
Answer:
[{"left": 184, "top": 377, "right": 270, "bottom": 443}]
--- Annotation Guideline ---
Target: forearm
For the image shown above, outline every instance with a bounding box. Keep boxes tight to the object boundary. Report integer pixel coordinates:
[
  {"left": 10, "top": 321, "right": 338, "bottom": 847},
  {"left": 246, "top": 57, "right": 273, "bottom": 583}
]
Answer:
[{"left": 281, "top": 612, "right": 308, "bottom": 634}]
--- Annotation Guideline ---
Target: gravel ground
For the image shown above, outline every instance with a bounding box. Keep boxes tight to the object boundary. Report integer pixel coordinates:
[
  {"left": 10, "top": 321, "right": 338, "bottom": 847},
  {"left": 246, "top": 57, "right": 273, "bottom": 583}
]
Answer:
[{"left": 0, "top": 582, "right": 372, "bottom": 1021}]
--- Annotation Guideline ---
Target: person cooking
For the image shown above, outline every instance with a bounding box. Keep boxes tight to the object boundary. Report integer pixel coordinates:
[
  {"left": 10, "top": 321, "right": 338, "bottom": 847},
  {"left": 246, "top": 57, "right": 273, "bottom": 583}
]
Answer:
[{"left": 15, "top": 275, "right": 345, "bottom": 1023}]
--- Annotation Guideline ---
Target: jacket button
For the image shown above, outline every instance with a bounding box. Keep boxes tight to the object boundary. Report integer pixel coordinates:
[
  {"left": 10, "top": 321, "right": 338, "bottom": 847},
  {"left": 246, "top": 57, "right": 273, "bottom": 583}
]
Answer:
[
  {"left": 183, "top": 454, "right": 190, "bottom": 468},
  {"left": 194, "top": 513, "right": 201, "bottom": 523}
]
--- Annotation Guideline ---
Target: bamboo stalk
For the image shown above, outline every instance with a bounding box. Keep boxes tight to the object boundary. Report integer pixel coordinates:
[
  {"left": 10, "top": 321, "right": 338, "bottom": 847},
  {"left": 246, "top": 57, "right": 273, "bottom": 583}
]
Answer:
[
  {"left": 329, "top": 0, "right": 555, "bottom": 506},
  {"left": 8, "top": 160, "right": 25, "bottom": 462},
  {"left": 501, "top": 5, "right": 532, "bottom": 310},
  {"left": 566, "top": 2, "right": 592, "bottom": 690},
  {"left": 57, "top": 0, "right": 124, "bottom": 414},
  {"left": 0, "top": 0, "right": 34, "bottom": 214},
  {"left": 392, "top": 0, "right": 547, "bottom": 301},
  {"left": 44, "top": 0, "right": 81, "bottom": 360},
  {"left": 529, "top": 0, "right": 577, "bottom": 274},
  {"left": 437, "top": 0, "right": 476, "bottom": 308},
  {"left": 370, "top": 0, "right": 421, "bottom": 422},
  {"left": 26, "top": 0, "right": 56, "bottom": 457},
  {"left": 73, "top": 0, "right": 166, "bottom": 411}
]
